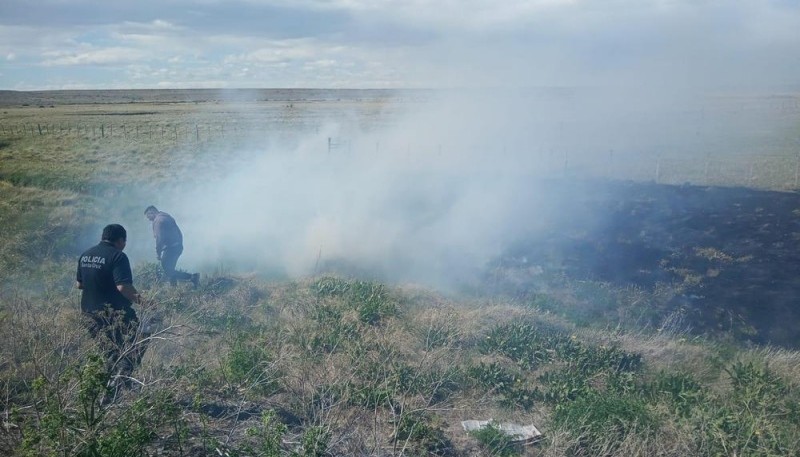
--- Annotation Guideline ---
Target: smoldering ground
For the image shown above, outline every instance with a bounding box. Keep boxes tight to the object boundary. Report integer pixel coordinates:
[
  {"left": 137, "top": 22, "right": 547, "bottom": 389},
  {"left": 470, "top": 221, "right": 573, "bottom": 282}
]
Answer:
[{"left": 117, "top": 85, "right": 796, "bottom": 293}]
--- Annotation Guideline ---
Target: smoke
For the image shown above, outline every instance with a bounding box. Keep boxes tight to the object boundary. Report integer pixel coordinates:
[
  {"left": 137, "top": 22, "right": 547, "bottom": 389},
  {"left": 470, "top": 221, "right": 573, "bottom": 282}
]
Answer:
[{"left": 102, "top": 1, "right": 800, "bottom": 290}]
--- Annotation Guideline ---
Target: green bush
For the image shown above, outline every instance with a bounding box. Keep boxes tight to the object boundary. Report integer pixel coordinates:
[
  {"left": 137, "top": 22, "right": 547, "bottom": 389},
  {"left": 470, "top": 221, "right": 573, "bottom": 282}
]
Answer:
[
  {"left": 553, "top": 393, "right": 658, "bottom": 455},
  {"left": 19, "top": 355, "right": 181, "bottom": 457},
  {"left": 223, "top": 332, "right": 281, "bottom": 394},
  {"left": 696, "top": 360, "right": 800, "bottom": 456},
  {"left": 467, "top": 362, "right": 536, "bottom": 410},
  {"left": 646, "top": 370, "right": 706, "bottom": 417},
  {"left": 313, "top": 277, "right": 397, "bottom": 325},
  {"left": 468, "top": 422, "right": 520, "bottom": 457},
  {"left": 393, "top": 411, "right": 453, "bottom": 455}
]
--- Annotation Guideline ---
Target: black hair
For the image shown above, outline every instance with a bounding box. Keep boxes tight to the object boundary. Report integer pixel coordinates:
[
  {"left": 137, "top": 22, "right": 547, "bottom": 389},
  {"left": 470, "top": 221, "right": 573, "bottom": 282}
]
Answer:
[
  {"left": 144, "top": 205, "right": 158, "bottom": 214},
  {"left": 102, "top": 224, "right": 127, "bottom": 242}
]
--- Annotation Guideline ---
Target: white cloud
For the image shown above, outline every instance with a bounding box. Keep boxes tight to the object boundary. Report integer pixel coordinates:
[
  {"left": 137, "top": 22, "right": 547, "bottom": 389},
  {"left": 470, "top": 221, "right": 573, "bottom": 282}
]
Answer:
[
  {"left": 6, "top": 53, "right": 15, "bottom": 61},
  {"left": 41, "top": 47, "right": 148, "bottom": 66},
  {"left": 1, "top": 0, "right": 798, "bottom": 89}
]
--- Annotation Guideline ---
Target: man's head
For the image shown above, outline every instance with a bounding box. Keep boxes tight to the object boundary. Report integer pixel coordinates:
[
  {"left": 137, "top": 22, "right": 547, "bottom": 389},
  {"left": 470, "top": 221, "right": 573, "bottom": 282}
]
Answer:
[
  {"left": 101, "top": 224, "right": 127, "bottom": 250},
  {"left": 144, "top": 205, "right": 159, "bottom": 221}
]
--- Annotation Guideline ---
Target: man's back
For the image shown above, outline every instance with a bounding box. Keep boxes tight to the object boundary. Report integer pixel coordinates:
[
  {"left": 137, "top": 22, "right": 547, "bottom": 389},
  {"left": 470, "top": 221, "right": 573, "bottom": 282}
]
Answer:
[
  {"left": 153, "top": 212, "right": 183, "bottom": 249},
  {"left": 77, "top": 241, "right": 133, "bottom": 313}
]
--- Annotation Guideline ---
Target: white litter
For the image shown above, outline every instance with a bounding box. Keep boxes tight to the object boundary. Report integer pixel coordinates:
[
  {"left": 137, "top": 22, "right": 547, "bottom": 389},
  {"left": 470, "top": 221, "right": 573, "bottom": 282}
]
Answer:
[{"left": 461, "top": 419, "right": 542, "bottom": 443}]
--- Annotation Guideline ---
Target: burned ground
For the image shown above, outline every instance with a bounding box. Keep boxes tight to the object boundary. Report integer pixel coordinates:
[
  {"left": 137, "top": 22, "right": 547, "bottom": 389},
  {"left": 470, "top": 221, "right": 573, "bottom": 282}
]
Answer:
[{"left": 497, "top": 179, "right": 800, "bottom": 347}]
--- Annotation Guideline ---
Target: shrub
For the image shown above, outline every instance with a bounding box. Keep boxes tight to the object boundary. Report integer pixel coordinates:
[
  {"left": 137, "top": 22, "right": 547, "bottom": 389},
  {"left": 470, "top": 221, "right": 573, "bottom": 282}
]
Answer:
[
  {"left": 392, "top": 411, "right": 453, "bottom": 455},
  {"left": 18, "top": 354, "right": 182, "bottom": 457},
  {"left": 552, "top": 393, "right": 659, "bottom": 455},
  {"left": 646, "top": 370, "right": 706, "bottom": 417},
  {"left": 468, "top": 422, "right": 520, "bottom": 457},
  {"left": 313, "top": 277, "right": 397, "bottom": 325},
  {"left": 696, "top": 360, "right": 800, "bottom": 456}
]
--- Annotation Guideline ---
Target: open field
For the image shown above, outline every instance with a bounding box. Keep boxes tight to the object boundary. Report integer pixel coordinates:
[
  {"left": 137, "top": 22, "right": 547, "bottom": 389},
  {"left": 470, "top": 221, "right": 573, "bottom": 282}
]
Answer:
[{"left": 2, "top": 89, "right": 800, "bottom": 456}]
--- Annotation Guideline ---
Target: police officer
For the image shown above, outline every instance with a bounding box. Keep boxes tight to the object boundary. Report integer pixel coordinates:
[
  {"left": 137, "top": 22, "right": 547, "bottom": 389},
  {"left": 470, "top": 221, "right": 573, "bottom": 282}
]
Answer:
[
  {"left": 144, "top": 205, "right": 199, "bottom": 287},
  {"left": 76, "top": 224, "right": 144, "bottom": 380}
]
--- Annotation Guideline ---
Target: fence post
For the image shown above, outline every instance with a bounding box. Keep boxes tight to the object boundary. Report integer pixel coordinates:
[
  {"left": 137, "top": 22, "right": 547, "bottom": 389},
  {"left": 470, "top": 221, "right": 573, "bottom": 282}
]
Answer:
[
  {"left": 196, "top": 124, "right": 199, "bottom": 142},
  {"left": 328, "top": 137, "right": 331, "bottom": 153},
  {"left": 655, "top": 156, "right": 661, "bottom": 183},
  {"left": 101, "top": 124, "right": 104, "bottom": 138},
  {"left": 109, "top": 124, "right": 112, "bottom": 137},
  {"left": 794, "top": 152, "right": 799, "bottom": 188},
  {"left": 37, "top": 124, "right": 42, "bottom": 135}
]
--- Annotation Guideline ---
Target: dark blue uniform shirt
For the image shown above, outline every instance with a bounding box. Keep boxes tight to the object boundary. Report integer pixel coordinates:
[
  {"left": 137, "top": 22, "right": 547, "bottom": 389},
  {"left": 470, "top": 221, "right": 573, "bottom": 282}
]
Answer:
[{"left": 76, "top": 241, "right": 133, "bottom": 313}]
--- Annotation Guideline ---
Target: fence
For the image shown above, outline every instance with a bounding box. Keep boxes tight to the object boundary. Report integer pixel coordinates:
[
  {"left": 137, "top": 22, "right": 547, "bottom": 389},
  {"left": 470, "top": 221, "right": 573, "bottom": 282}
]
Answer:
[
  {"left": 0, "top": 121, "right": 296, "bottom": 142},
  {"left": 1, "top": 121, "right": 798, "bottom": 191}
]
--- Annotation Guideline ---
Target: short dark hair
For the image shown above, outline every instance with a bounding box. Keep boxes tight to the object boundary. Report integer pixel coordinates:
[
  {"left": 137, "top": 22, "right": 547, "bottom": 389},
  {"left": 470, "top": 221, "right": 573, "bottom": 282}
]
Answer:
[
  {"left": 144, "top": 205, "right": 158, "bottom": 214},
  {"left": 102, "top": 224, "right": 127, "bottom": 242}
]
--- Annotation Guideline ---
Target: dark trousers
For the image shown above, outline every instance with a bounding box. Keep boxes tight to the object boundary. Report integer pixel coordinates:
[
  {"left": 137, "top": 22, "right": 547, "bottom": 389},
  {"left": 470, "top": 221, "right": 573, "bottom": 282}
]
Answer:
[
  {"left": 161, "top": 245, "right": 192, "bottom": 284},
  {"left": 84, "top": 307, "right": 146, "bottom": 381}
]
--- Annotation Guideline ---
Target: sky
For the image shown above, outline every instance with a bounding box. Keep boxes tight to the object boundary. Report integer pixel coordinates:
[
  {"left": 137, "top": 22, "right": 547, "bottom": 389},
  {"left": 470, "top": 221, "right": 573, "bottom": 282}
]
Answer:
[{"left": 1, "top": 0, "right": 799, "bottom": 90}]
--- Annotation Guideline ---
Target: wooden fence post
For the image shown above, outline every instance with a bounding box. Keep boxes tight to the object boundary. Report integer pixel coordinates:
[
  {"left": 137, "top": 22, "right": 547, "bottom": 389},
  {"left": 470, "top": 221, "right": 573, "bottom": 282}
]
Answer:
[
  {"left": 101, "top": 124, "right": 105, "bottom": 138},
  {"left": 37, "top": 124, "right": 42, "bottom": 135},
  {"left": 195, "top": 124, "right": 199, "bottom": 142},
  {"left": 794, "top": 152, "right": 799, "bottom": 188},
  {"left": 655, "top": 156, "right": 661, "bottom": 183}
]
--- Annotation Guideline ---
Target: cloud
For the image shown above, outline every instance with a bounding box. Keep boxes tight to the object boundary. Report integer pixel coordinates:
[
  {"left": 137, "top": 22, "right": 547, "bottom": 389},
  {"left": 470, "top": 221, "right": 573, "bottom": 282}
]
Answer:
[
  {"left": 1, "top": 0, "right": 799, "bottom": 89},
  {"left": 5, "top": 53, "right": 14, "bottom": 61},
  {"left": 41, "top": 47, "right": 148, "bottom": 66}
]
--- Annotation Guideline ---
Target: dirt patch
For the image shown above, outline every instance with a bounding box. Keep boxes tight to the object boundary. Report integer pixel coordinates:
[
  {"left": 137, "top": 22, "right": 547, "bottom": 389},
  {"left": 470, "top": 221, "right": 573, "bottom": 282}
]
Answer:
[{"left": 498, "top": 179, "right": 800, "bottom": 347}]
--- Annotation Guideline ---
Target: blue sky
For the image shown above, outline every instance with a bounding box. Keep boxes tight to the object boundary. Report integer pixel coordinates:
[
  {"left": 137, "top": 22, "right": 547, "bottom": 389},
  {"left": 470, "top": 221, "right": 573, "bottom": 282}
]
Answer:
[{"left": 0, "top": 0, "right": 798, "bottom": 90}]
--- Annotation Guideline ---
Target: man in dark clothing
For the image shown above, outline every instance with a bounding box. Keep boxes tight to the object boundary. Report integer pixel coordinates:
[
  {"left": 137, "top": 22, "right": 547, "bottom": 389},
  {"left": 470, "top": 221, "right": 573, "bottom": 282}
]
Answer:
[
  {"left": 144, "top": 205, "right": 199, "bottom": 287},
  {"left": 77, "top": 224, "right": 144, "bottom": 381}
]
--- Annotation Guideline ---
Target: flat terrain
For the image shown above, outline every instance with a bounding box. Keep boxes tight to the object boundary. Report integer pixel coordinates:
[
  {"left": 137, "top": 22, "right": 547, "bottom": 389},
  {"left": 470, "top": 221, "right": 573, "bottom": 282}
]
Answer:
[{"left": 2, "top": 89, "right": 800, "bottom": 456}]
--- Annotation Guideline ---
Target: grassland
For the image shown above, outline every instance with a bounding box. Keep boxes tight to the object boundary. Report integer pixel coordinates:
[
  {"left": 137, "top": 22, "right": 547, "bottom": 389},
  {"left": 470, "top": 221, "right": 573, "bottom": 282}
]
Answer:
[{"left": 1, "top": 90, "right": 800, "bottom": 456}]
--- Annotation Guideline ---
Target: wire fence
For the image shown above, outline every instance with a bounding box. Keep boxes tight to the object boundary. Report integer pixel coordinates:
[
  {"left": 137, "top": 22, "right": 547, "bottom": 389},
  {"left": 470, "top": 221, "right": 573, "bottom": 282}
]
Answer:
[{"left": 1, "top": 121, "right": 799, "bottom": 190}]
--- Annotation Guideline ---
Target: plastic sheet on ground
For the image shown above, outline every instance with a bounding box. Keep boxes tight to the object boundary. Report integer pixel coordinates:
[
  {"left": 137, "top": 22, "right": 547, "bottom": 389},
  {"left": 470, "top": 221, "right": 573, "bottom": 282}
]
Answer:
[{"left": 461, "top": 419, "right": 542, "bottom": 444}]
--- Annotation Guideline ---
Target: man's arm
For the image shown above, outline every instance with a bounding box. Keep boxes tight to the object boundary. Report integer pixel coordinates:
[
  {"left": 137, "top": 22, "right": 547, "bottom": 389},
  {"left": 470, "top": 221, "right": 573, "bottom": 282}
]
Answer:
[
  {"left": 76, "top": 260, "right": 83, "bottom": 289},
  {"left": 117, "top": 283, "right": 141, "bottom": 304},
  {"left": 153, "top": 216, "right": 166, "bottom": 258}
]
